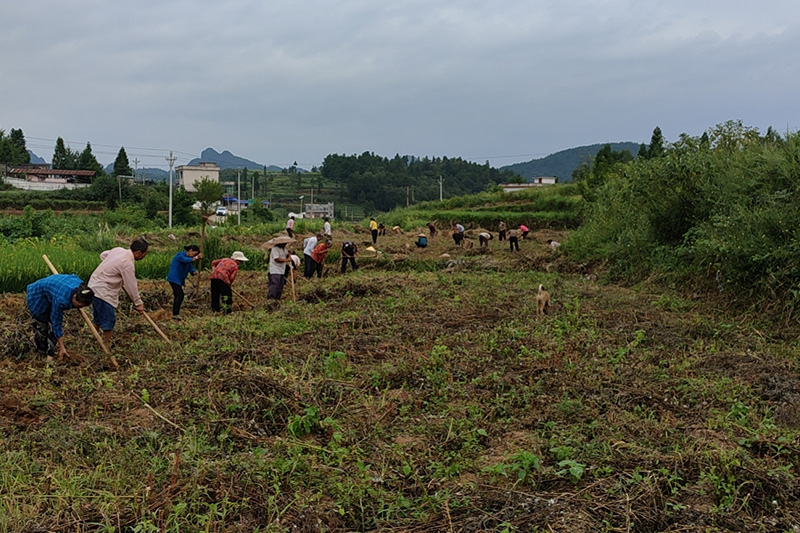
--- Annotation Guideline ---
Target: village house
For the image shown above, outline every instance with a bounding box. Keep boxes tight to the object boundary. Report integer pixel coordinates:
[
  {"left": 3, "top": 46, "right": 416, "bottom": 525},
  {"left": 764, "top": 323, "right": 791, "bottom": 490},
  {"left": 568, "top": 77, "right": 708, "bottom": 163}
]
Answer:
[{"left": 176, "top": 162, "right": 220, "bottom": 193}]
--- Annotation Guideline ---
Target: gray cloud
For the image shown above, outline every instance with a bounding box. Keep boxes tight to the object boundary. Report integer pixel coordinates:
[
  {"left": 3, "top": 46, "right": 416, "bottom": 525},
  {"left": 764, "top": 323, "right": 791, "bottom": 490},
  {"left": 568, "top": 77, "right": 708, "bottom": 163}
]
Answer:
[{"left": 3, "top": 0, "right": 799, "bottom": 169}]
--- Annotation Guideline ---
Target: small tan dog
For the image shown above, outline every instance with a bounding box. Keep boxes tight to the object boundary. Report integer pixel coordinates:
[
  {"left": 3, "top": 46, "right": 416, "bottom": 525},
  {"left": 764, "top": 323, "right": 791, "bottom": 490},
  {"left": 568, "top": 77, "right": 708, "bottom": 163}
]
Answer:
[{"left": 537, "top": 284, "right": 551, "bottom": 315}]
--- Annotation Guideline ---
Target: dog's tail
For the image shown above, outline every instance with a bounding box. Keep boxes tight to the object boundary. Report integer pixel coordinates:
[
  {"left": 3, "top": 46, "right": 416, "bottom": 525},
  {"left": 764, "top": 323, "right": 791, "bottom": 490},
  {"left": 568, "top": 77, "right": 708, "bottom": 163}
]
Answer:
[{"left": 538, "top": 284, "right": 545, "bottom": 293}]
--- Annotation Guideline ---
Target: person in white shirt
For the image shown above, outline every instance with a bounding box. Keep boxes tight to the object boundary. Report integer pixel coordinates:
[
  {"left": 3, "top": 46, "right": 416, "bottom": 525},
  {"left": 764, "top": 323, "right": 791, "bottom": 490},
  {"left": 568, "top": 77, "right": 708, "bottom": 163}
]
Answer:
[
  {"left": 268, "top": 243, "right": 291, "bottom": 300},
  {"left": 88, "top": 238, "right": 149, "bottom": 344},
  {"left": 303, "top": 233, "right": 322, "bottom": 278},
  {"left": 323, "top": 217, "right": 332, "bottom": 238},
  {"left": 286, "top": 216, "right": 295, "bottom": 238}
]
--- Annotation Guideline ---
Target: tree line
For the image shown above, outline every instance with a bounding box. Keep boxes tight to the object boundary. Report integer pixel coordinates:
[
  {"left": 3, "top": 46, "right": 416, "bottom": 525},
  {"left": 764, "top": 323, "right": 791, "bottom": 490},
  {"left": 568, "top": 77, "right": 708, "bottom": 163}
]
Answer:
[
  {"left": 321, "top": 152, "right": 521, "bottom": 211},
  {"left": 0, "top": 127, "right": 137, "bottom": 180}
]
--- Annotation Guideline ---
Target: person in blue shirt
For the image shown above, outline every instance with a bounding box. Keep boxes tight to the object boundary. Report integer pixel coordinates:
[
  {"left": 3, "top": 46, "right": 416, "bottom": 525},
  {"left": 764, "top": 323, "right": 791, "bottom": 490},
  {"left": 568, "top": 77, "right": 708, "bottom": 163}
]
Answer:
[
  {"left": 166, "top": 244, "right": 202, "bottom": 320},
  {"left": 26, "top": 274, "right": 94, "bottom": 362}
]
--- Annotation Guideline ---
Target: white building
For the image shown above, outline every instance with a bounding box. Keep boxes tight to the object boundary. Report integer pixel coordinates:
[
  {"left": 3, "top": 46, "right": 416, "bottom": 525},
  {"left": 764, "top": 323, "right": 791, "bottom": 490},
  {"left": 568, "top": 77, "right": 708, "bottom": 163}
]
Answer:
[
  {"left": 500, "top": 178, "right": 557, "bottom": 193},
  {"left": 304, "top": 202, "right": 334, "bottom": 219},
  {"left": 176, "top": 162, "right": 220, "bottom": 193}
]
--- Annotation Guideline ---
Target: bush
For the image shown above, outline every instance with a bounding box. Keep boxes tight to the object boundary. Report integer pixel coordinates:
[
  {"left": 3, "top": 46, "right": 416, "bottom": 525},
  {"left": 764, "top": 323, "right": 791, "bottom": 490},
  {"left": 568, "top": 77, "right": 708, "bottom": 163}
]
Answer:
[{"left": 570, "top": 121, "right": 800, "bottom": 315}]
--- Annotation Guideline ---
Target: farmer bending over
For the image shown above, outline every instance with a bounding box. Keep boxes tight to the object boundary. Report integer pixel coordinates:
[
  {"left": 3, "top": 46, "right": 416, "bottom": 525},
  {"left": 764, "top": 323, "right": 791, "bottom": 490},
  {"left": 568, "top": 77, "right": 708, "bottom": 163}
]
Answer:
[
  {"left": 88, "top": 238, "right": 149, "bottom": 346},
  {"left": 26, "top": 274, "right": 94, "bottom": 362},
  {"left": 210, "top": 251, "right": 248, "bottom": 313}
]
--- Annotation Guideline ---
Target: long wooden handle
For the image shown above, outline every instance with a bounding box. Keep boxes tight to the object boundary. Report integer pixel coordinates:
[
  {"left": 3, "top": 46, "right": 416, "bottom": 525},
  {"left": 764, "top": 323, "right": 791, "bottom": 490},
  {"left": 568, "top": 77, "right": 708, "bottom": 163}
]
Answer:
[
  {"left": 231, "top": 286, "right": 256, "bottom": 308},
  {"left": 119, "top": 284, "right": 171, "bottom": 344},
  {"left": 42, "top": 255, "right": 117, "bottom": 368},
  {"left": 142, "top": 310, "right": 171, "bottom": 343}
]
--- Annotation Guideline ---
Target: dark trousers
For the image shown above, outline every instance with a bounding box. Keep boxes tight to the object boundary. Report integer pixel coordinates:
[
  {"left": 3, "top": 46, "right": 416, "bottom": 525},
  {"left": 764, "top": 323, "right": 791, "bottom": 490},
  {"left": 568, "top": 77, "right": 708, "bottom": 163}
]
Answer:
[
  {"left": 211, "top": 279, "right": 232, "bottom": 313},
  {"left": 509, "top": 236, "right": 519, "bottom": 251},
  {"left": 32, "top": 317, "right": 56, "bottom": 356},
  {"left": 169, "top": 282, "right": 185, "bottom": 316},
  {"left": 341, "top": 256, "right": 357, "bottom": 273},
  {"left": 453, "top": 232, "right": 463, "bottom": 245},
  {"left": 479, "top": 236, "right": 490, "bottom": 247},
  {"left": 286, "top": 228, "right": 294, "bottom": 238},
  {"left": 303, "top": 254, "right": 317, "bottom": 278},
  {"left": 498, "top": 230, "right": 506, "bottom": 241},
  {"left": 267, "top": 274, "right": 286, "bottom": 300},
  {"left": 315, "top": 260, "right": 325, "bottom": 278},
  {"left": 371, "top": 229, "right": 378, "bottom": 244}
]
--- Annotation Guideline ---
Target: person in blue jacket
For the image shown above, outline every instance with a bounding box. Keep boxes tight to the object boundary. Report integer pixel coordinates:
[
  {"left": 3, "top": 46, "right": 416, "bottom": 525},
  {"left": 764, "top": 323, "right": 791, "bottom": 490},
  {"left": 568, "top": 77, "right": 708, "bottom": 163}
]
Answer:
[
  {"left": 167, "top": 244, "right": 202, "bottom": 320},
  {"left": 26, "top": 274, "right": 94, "bottom": 362}
]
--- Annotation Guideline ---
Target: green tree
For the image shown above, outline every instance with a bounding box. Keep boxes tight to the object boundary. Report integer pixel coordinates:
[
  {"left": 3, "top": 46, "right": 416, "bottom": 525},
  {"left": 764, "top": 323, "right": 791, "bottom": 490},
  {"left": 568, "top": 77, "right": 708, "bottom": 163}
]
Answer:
[
  {"left": 77, "top": 142, "right": 104, "bottom": 176},
  {"left": 647, "top": 126, "right": 666, "bottom": 158},
  {"left": 574, "top": 144, "right": 633, "bottom": 202},
  {"left": 88, "top": 175, "right": 121, "bottom": 209},
  {"left": 9, "top": 129, "right": 30, "bottom": 164},
  {"left": 113, "top": 147, "right": 133, "bottom": 177},
  {"left": 172, "top": 186, "right": 196, "bottom": 226},
  {"left": 193, "top": 178, "right": 226, "bottom": 284},
  {"left": 52, "top": 137, "right": 77, "bottom": 170}
]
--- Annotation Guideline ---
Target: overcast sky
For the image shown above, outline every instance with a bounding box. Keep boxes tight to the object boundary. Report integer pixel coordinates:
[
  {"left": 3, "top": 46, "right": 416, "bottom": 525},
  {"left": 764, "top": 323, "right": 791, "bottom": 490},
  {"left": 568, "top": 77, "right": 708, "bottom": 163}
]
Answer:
[{"left": 2, "top": 1, "right": 799, "bottom": 170}]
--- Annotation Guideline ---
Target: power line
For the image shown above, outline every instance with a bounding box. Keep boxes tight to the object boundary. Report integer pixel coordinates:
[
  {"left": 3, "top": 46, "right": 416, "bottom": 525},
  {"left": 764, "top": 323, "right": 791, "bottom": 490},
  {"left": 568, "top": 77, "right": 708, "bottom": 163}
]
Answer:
[{"left": 25, "top": 136, "right": 196, "bottom": 159}]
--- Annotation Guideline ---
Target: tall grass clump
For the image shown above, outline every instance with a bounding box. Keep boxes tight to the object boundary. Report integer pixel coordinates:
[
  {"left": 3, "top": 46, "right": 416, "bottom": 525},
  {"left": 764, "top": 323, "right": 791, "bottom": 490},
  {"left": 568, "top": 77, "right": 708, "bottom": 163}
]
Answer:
[{"left": 569, "top": 121, "right": 800, "bottom": 316}]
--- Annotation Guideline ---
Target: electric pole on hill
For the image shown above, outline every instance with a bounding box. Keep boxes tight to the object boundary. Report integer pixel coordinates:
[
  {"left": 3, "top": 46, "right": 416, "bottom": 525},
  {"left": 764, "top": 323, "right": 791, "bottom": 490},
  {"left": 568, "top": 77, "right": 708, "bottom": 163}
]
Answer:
[
  {"left": 237, "top": 168, "right": 242, "bottom": 226},
  {"left": 438, "top": 175, "right": 444, "bottom": 201},
  {"left": 166, "top": 151, "right": 176, "bottom": 228},
  {"left": 132, "top": 157, "right": 140, "bottom": 183}
]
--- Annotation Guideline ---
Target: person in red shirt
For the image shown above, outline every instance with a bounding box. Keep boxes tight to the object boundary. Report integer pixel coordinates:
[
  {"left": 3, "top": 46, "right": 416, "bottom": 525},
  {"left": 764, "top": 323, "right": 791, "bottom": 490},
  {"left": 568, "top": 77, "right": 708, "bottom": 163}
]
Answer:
[
  {"left": 209, "top": 251, "right": 248, "bottom": 313},
  {"left": 310, "top": 240, "right": 332, "bottom": 278}
]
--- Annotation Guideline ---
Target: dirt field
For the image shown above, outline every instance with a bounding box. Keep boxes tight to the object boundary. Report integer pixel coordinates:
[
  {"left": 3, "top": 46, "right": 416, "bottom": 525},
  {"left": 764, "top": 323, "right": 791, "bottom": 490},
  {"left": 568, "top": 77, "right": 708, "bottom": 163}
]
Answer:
[{"left": 1, "top": 227, "right": 799, "bottom": 532}]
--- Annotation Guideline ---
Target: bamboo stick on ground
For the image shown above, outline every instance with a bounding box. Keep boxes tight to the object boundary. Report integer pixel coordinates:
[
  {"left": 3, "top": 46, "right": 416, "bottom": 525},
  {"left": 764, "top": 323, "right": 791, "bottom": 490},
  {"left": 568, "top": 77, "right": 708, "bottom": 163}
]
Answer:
[{"left": 41, "top": 254, "right": 118, "bottom": 368}]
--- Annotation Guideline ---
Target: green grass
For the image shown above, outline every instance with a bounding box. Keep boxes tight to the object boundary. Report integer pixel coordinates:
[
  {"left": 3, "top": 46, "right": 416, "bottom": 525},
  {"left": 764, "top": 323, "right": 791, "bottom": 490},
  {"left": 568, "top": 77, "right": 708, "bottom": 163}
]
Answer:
[{"left": 1, "top": 206, "right": 800, "bottom": 530}]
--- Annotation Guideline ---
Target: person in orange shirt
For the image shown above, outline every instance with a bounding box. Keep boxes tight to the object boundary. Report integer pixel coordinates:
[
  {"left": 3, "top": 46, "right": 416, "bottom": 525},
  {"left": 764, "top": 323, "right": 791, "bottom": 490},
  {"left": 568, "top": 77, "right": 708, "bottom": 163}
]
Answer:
[
  {"left": 311, "top": 240, "right": 332, "bottom": 278},
  {"left": 209, "top": 251, "right": 248, "bottom": 313}
]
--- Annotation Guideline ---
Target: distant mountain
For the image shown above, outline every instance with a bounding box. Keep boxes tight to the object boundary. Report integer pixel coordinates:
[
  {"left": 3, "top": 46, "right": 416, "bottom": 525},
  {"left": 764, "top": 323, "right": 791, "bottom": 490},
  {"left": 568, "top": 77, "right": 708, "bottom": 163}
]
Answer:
[
  {"left": 501, "top": 142, "right": 641, "bottom": 182},
  {"left": 188, "top": 148, "right": 284, "bottom": 172},
  {"left": 28, "top": 151, "right": 46, "bottom": 165},
  {"left": 100, "top": 163, "right": 169, "bottom": 182}
]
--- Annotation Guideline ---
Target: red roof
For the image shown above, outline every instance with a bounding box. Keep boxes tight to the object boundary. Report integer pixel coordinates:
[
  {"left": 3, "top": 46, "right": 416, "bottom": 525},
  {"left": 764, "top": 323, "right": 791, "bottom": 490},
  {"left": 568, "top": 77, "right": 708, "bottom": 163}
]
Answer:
[{"left": 9, "top": 168, "right": 96, "bottom": 177}]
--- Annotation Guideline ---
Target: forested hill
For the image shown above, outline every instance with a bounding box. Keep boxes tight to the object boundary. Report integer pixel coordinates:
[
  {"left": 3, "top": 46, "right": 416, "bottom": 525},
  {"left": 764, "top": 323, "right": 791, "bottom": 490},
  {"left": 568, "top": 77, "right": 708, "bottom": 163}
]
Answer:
[
  {"left": 501, "top": 142, "right": 640, "bottom": 182},
  {"left": 321, "top": 152, "right": 520, "bottom": 211}
]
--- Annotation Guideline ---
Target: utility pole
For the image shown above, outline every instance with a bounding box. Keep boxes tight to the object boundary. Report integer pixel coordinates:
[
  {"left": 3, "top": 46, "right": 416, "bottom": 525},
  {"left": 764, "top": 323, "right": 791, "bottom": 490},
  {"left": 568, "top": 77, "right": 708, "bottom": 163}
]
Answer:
[
  {"left": 132, "top": 157, "right": 140, "bottom": 183},
  {"left": 406, "top": 186, "right": 410, "bottom": 207},
  {"left": 237, "top": 168, "right": 241, "bottom": 226},
  {"left": 166, "top": 151, "right": 176, "bottom": 228},
  {"left": 438, "top": 175, "right": 444, "bottom": 201}
]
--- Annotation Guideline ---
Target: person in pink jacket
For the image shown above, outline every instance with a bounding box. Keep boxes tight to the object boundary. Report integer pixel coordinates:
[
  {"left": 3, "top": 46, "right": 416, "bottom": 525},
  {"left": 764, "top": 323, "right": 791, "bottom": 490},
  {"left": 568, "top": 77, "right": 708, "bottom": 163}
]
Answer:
[{"left": 88, "top": 238, "right": 150, "bottom": 345}]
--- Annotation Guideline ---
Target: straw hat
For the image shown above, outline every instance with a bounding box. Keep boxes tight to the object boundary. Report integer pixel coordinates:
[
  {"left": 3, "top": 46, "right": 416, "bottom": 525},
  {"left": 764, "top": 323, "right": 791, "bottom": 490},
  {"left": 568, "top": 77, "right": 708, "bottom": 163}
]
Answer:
[
  {"left": 230, "top": 251, "right": 249, "bottom": 261},
  {"left": 261, "top": 235, "right": 296, "bottom": 250}
]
